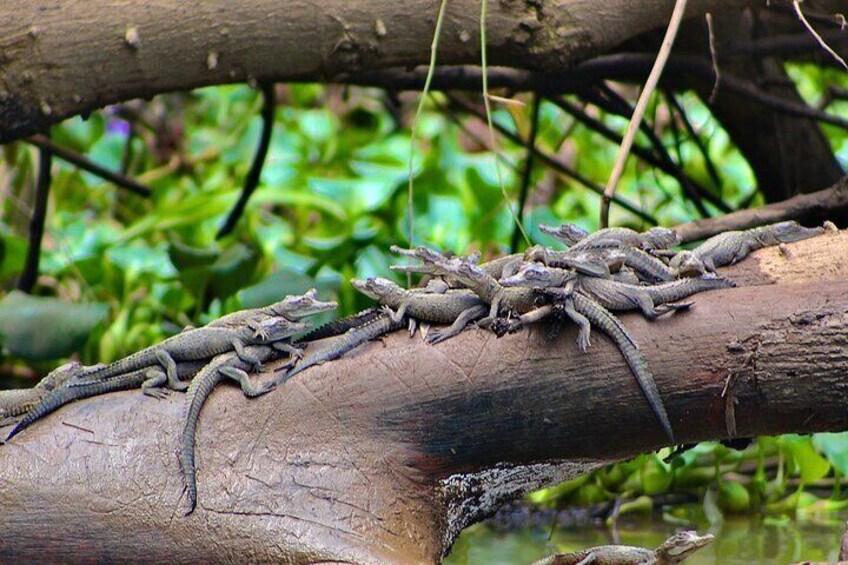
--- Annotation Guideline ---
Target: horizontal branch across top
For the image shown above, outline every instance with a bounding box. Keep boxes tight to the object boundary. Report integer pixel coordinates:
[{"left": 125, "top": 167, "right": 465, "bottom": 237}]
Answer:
[{"left": 0, "top": 0, "right": 753, "bottom": 142}]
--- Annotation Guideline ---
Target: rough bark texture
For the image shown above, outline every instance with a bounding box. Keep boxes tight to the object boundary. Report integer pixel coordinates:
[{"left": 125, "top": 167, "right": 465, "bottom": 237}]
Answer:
[
  {"left": 0, "top": 231, "right": 846, "bottom": 564},
  {"left": 0, "top": 0, "right": 751, "bottom": 142}
]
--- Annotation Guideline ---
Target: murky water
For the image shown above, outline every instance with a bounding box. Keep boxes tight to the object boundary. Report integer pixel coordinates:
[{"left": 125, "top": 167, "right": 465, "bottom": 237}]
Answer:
[{"left": 446, "top": 510, "right": 847, "bottom": 564}]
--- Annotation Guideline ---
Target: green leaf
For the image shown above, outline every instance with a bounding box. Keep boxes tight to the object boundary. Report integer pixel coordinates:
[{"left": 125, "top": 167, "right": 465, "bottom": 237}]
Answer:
[
  {"left": 0, "top": 233, "right": 26, "bottom": 280},
  {"left": 207, "top": 243, "right": 260, "bottom": 301},
  {"left": 780, "top": 435, "right": 831, "bottom": 483},
  {"left": 640, "top": 454, "right": 673, "bottom": 495},
  {"left": 813, "top": 432, "right": 848, "bottom": 476},
  {"left": 717, "top": 480, "right": 751, "bottom": 513},
  {"left": 168, "top": 240, "right": 220, "bottom": 270},
  {"left": 0, "top": 292, "right": 108, "bottom": 360},
  {"left": 308, "top": 177, "right": 397, "bottom": 216},
  {"left": 238, "top": 267, "right": 337, "bottom": 310}
]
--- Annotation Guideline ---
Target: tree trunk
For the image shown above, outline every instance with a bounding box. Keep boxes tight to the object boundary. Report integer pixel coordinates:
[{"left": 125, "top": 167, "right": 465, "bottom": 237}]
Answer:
[
  {"left": 0, "top": 0, "right": 751, "bottom": 142},
  {"left": 688, "top": 10, "right": 844, "bottom": 202},
  {"left": 0, "top": 230, "right": 846, "bottom": 564}
]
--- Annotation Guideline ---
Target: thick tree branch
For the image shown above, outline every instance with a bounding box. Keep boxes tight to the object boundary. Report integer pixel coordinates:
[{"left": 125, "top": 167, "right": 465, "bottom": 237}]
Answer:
[
  {"left": 0, "top": 1, "right": 755, "bottom": 142},
  {"left": 675, "top": 176, "right": 848, "bottom": 242},
  {"left": 0, "top": 231, "right": 846, "bottom": 564}
]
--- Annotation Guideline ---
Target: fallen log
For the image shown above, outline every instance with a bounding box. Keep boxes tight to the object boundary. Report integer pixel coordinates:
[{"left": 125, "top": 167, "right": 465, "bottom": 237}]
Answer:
[{"left": 0, "top": 231, "right": 846, "bottom": 564}]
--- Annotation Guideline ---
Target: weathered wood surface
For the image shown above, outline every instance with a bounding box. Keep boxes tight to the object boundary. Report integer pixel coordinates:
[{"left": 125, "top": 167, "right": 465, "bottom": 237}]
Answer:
[
  {"left": 0, "top": 230, "right": 846, "bottom": 564},
  {"left": 0, "top": 0, "right": 752, "bottom": 142}
]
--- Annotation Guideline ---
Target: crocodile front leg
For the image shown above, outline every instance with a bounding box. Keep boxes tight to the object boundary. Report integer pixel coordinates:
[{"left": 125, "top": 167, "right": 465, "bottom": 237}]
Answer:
[
  {"left": 230, "top": 339, "right": 262, "bottom": 371},
  {"left": 427, "top": 304, "right": 488, "bottom": 345}
]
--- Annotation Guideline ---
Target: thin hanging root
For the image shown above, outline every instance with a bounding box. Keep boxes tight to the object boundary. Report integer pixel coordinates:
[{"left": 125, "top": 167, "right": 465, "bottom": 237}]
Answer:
[
  {"left": 407, "top": 0, "right": 449, "bottom": 261},
  {"left": 793, "top": 0, "right": 848, "bottom": 71},
  {"left": 599, "top": 0, "right": 689, "bottom": 228},
  {"left": 481, "top": 0, "right": 530, "bottom": 247}
]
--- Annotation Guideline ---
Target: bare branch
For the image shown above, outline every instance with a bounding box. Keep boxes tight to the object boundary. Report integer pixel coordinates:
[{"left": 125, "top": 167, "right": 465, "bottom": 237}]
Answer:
[
  {"left": 600, "top": 0, "right": 689, "bottom": 227},
  {"left": 446, "top": 93, "right": 657, "bottom": 225},
  {"left": 216, "top": 83, "right": 277, "bottom": 239},
  {"left": 792, "top": 0, "right": 848, "bottom": 70},
  {"left": 17, "top": 145, "right": 51, "bottom": 293},
  {"left": 26, "top": 135, "right": 152, "bottom": 198}
]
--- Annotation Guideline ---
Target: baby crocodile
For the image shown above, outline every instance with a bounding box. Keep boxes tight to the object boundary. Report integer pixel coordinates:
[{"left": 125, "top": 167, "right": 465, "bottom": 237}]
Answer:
[
  {"left": 206, "top": 288, "right": 336, "bottom": 333},
  {"left": 279, "top": 310, "right": 407, "bottom": 385},
  {"left": 502, "top": 263, "right": 733, "bottom": 319},
  {"left": 70, "top": 317, "right": 293, "bottom": 391},
  {"left": 532, "top": 530, "right": 714, "bottom": 565},
  {"left": 0, "top": 362, "right": 82, "bottom": 425},
  {"left": 7, "top": 361, "right": 207, "bottom": 441},
  {"left": 390, "top": 248, "right": 552, "bottom": 323},
  {"left": 670, "top": 220, "right": 824, "bottom": 275},
  {"left": 351, "top": 277, "right": 488, "bottom": 344},
  {"left": 543, "top": 225, "right": 680, "bottom": 253}
]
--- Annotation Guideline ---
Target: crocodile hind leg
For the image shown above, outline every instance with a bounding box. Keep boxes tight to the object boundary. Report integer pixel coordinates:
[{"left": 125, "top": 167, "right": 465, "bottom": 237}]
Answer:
[
  {"left": 218, "top": 366, "right": 275, "bottom": 397},
  {"left": 562, "top": 297, "right": 592, "bottom": 352},
  {"left": 140, "top": 368, "right": 170, "bottom": 399},
  {"left": 427, "top": 304, "right": 488, "bottom": 345},
  {"left": 154, "top": 349, "right": 188, "bottom": 391}
]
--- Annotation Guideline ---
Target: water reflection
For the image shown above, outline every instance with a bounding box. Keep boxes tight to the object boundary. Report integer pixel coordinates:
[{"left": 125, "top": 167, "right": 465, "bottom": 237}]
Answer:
[{"left": 445, "top": 507, "right": 847, "bottom": 564}]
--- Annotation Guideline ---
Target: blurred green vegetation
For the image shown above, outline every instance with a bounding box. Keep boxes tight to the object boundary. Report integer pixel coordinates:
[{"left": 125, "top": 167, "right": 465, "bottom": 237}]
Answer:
[{"left": 0, "top": 67, "right": 847, "bottom": 523}]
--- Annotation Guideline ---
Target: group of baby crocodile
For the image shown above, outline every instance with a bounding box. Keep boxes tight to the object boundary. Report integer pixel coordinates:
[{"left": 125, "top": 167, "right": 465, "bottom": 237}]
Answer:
[{"left": 0, "top": 220, "right": 830, "bottom": 530}]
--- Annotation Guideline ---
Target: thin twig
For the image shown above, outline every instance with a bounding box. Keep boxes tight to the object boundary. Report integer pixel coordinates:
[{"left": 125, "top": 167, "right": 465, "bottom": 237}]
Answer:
[
  {"left": 588, "top": 85, "right": 723, "bottom": 216},
  {"left": 511, "top": 94, "right": 540, "bottom": 252},
  {"left": 407, "top": 0, "right": 449, "bottom": 254},
  {"left": 793, "top": 0, "right": 848, "bottom": 71},
  {"left": 664, "top": 92, "right": 723, "bottom": 190},
  {"left": 217, "top": 82, "right": 277, "bottom": 239},
  {"left": 26, "top": 135, "right": 152, "bottom": 197},
  {"left": 18, "top": 145, "right": 52, "bottom": 293},
  {"left": 600, "top": 0, "right": 689, "bottom": 228},
  {"left": 556, "top": 94, "right": 724, "bottom": 216},
  {"left": 434, "top": 100, "right": 520, "bottom": 170},
  {"left": 481, "top": 0, "right": 530, "bottom": 247},
  {"left": 705, "top": 13, "right": 721, "bottom": 103},
  {"left": 446, "top": 93, "right": 657, "bottom": 225}
]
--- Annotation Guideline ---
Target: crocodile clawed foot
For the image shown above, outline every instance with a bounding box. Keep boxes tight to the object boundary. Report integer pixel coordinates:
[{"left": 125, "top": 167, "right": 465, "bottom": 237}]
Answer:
[
  {"left": 143, "top": 387, "right": 171, "bottom": 399},
  {"left": 666, "top": 301, "right": 693, "bottom": 312}
]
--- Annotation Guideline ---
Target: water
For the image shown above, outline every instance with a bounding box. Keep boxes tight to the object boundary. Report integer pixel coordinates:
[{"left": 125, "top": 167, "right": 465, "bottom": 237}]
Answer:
[{"left": 445, "top": 510, "right": 847, "bottom": 564}]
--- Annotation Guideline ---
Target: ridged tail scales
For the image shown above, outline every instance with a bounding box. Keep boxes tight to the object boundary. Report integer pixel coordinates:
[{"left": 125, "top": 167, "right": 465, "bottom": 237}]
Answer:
[
  {"left": 5, "top": 361, "right": 207, "bottom": 442},
  {"left": 180, "top": 345, "right": 280, "bottom": 515},
  {"left": 646, "top": 276, "right": 735, "bottom": 305},
  {"left": 277, "top": 312, "right": 406, "bottom": 386},
  {"left": 572, "top": 293, "right": 675, "bottom": 444},
  {"left": 295, "top": 307, "right": 384, "bottom": 343}
]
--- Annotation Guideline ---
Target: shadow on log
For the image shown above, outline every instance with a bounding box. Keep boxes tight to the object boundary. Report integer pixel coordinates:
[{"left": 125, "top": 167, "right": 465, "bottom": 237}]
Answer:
[{"left": 1, "top": 232, "right": 847, "bottom": 564}]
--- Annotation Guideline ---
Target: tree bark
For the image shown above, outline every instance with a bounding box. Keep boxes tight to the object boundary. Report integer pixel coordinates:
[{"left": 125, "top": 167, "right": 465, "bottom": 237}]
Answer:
[
  {"left": 0, "top": 230, "right": 846, "bottom": 564},
  {"left": 0, "top": 0, "right": 752, "bottom": 142}
]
